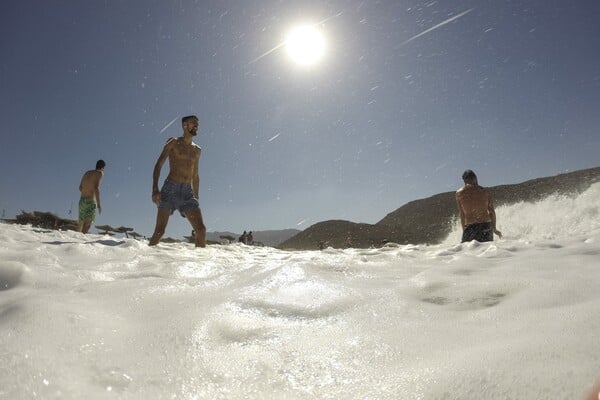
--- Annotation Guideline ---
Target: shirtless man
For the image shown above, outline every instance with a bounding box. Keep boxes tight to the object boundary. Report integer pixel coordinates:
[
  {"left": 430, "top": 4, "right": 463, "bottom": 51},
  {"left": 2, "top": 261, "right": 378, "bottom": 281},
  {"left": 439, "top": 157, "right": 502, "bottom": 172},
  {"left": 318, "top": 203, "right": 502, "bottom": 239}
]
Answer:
[
  {"left": 78, "top": 159, "right": 105, "bottom": 233},
  {"left": 455, "top": 169, "right": 502, "bottom": 243},
  {"left": 149, "top": 115, "right": 207, "bottom": 247}
]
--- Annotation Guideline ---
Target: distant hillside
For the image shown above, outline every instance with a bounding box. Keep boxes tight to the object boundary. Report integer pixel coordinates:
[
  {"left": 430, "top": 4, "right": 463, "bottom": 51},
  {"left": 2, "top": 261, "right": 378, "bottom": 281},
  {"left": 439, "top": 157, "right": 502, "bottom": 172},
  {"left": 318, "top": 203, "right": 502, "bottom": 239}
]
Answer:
[
  {"left": 279, "top": 167, "right": 600, "bottom": 250},
  {"left": 207, "top": 229, "right": 301, "bottom": 247},
  {"left": 252, "top": 229, "right": 302, "bottom": 247}
]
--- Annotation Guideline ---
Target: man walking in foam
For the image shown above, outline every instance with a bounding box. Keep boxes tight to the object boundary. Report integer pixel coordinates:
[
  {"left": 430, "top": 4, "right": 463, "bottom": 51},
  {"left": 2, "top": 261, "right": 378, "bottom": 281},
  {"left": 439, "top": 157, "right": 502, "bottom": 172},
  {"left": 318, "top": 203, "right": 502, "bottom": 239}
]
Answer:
[
  {"left": 455, "top": 169, "right": 502, "bottom": 243},
  {"left": 77, "top": 160, "right": 105, "bottom": 234},
  {"left": 149, "top": 115, "right": 206, "bottom": 247}
]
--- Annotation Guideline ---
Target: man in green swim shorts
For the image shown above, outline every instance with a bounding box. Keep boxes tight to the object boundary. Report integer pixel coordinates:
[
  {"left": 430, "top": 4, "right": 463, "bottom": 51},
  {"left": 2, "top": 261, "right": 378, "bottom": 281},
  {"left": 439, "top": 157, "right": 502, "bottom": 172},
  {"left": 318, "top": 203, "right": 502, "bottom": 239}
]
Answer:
[{"left": 77, "top": 160, "right": 106, "bottom": 233}]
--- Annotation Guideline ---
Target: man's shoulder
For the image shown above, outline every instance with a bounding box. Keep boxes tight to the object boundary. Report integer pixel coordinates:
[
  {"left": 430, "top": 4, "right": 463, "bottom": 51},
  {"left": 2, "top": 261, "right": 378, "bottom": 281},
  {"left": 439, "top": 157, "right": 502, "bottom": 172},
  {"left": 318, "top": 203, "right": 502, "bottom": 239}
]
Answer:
[
  {"left": 459, "top": 184, "right": 486, "bottom": 191},
  {"left": 170, "top": 137, "right": 200, "bottom": 149},
  {"left": 82, "top": 169, "right": 102, "bottom": 183},
  {"left": 91, "top": 170, "right": 103, "bottom": 180},
  {"left": 186, "top": 140, "right": 201, "bottom": 153},
  {"left": 84, "top": 169, "right": 100, "bottom": 177}
]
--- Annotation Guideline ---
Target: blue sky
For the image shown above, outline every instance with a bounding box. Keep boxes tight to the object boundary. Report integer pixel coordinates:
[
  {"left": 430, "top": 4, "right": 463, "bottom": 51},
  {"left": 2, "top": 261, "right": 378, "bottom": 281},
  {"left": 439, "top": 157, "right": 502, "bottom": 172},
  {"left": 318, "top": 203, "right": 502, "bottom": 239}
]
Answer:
[{"left": 1, "top": 0, "right": 599, "bottom": 239}]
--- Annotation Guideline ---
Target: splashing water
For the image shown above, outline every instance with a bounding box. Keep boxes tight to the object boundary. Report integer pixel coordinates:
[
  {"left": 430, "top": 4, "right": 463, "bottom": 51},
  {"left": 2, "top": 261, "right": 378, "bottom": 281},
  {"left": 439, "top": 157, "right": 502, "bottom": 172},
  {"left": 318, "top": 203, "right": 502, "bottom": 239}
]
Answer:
[{"left": 0, "top": 183, "right": 599, "bottom": 399}]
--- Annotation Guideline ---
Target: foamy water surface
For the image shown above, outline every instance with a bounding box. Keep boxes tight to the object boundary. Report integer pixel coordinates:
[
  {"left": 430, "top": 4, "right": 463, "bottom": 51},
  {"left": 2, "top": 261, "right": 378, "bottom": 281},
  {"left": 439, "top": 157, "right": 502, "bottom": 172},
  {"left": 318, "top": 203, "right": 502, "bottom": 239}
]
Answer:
[{"left": 1, "top": 184, "right": 599, "bottom": 399}]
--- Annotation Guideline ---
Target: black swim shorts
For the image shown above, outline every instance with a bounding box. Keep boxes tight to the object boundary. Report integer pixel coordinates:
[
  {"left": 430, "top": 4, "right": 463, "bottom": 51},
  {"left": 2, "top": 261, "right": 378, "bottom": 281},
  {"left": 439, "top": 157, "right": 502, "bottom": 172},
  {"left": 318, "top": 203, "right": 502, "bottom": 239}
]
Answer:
[{"left": 461, "top": 222, "right": 493, "bottom": 243}]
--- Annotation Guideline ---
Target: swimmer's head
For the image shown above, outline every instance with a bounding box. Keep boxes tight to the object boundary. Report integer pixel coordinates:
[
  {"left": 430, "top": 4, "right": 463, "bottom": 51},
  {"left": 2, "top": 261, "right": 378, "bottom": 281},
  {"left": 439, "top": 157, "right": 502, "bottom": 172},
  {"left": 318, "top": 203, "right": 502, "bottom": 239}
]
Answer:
[
  {"left": 462, "top": 169, "right": 477, "bottom": 184},
  {"left": 96, "top": 160, "right": 106, "bottom": 170},
  {"left": 181, "top": 115, "right": 198, "bottom": 124},
  {"left": 182, "top": 115, "right": 199, "bottom": 136}
]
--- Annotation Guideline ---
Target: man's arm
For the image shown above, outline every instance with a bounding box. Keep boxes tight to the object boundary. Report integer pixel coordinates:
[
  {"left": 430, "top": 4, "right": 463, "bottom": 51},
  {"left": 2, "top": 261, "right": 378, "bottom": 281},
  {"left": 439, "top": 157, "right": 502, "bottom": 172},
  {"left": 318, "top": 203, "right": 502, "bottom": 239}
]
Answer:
[
  {"left": 94, "top": 186, "right": 102, "bottom": 214},
  {"left": 152, "top": 139, "right": 174, "bottom": 205},
  {"left": 487, "top": 193, "right": 502, "bottom": 238},
  {"left": 78, "top": 174, "right": 85, "bottom": 193},
  {"left": 94, "top": 173, "right": 102, "bottom": 214},
  {"left": 456, "top": 192, "right": 466, "bottom": 229},
  {"left": 192, "top": 148, "right": 200, "bottom": 197}
]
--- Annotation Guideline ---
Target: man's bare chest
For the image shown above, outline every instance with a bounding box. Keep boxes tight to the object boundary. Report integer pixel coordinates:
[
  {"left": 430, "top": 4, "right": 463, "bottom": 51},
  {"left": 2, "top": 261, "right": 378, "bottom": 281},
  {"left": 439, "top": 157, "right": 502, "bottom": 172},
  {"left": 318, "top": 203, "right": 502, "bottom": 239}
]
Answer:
[{"left": 171, "top": 143, "right": 198, "bottom": 162}]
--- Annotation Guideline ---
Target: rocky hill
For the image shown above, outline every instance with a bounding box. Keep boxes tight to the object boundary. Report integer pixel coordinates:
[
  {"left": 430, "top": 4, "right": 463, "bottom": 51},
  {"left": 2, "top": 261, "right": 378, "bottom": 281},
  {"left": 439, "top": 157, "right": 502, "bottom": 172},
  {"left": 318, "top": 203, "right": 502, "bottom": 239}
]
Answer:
[
  {"left": 278, "top": 167, "right": 600, "bottom": 250},
  {"left": 251, "top": 229, "right": 302, "bottom": 247}
]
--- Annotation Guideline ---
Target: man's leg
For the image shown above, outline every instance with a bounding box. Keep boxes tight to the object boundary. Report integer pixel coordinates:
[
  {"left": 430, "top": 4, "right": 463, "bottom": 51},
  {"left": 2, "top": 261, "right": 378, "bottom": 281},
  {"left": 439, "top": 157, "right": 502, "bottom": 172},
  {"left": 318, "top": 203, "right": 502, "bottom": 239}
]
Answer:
[
  {"left": 77, "top": 199, "right": 94, "bottom": 234},
  {"left": 77, "top": 199, "right": 84, "bottom": 232},
  {"left": 186, "top": 208, "right": 206, "bottom": 248},
  {"left": 149, "top": 208, "right": 171, "bottom": 246},
  {"left": 82, "top": 220, "right": 92, "bottom": 234}
]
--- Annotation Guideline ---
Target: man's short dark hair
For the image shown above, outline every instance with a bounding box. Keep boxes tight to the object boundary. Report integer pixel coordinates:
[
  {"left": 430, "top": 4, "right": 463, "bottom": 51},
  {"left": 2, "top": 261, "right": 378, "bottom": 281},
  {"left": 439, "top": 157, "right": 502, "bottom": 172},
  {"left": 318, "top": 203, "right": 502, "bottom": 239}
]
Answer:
[
  {"left": 96, "top": 160, "right": 106, "bottom": 170},
  {"left": 462, "top": 169, "right": 476, "bottom": 181},
  {"left": 182, "top": 115, "right": 199, "bottom": 124}
]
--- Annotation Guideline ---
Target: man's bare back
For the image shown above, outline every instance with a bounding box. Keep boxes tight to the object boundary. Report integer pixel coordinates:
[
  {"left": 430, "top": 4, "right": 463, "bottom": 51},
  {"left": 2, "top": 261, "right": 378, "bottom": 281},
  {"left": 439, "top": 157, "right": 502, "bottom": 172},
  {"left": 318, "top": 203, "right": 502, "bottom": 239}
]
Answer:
[
  {"left": 79, "top": 170, "right": 103, "bottom": 200},
  {"left": 455, "top": 169, "right": 501, "bottom": 242},
  {"left": 455, "top": 184, "right": 492, "bottom": 226},
  {"left": 77, "top": 160, "right": 105, "bottom": 234}
]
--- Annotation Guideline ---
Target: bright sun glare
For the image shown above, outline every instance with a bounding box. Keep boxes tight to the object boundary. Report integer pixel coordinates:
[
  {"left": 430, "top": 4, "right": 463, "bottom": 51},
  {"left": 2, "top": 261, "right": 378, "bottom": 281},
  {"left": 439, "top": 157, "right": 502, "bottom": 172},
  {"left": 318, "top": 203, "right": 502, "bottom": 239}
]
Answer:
[{"left": 285, "top": 25, "right": 326, "bottom": 66}]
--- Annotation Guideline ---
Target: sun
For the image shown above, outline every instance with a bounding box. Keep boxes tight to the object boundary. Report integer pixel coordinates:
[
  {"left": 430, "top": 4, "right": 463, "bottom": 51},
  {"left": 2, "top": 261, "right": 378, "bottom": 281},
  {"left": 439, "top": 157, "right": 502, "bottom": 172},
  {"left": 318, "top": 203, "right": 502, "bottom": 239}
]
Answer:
[{"left": 285, "top": 25, "right": 326, "bottom": 66}]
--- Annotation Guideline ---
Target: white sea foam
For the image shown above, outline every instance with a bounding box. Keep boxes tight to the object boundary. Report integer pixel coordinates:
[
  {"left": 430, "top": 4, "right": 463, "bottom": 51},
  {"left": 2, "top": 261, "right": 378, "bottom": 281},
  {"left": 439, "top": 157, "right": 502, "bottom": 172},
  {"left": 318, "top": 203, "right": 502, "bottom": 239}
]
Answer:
[{"left": 1, "top": 183, "right": 599, "bottom": 399}]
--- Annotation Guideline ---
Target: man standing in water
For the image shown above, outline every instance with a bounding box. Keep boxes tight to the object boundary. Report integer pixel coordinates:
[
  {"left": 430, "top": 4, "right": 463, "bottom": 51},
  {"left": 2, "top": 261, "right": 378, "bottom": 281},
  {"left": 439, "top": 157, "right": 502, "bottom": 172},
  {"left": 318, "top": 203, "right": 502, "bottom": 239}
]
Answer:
[
  {"left": 455, "top": 169, "right": 502, "bottom": 243},
  {"left": 149, "top": 115, "right": 206, "bottom": 247},
  {"left": 77, "top": 159, "right": 105, "bottom": 234}
]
